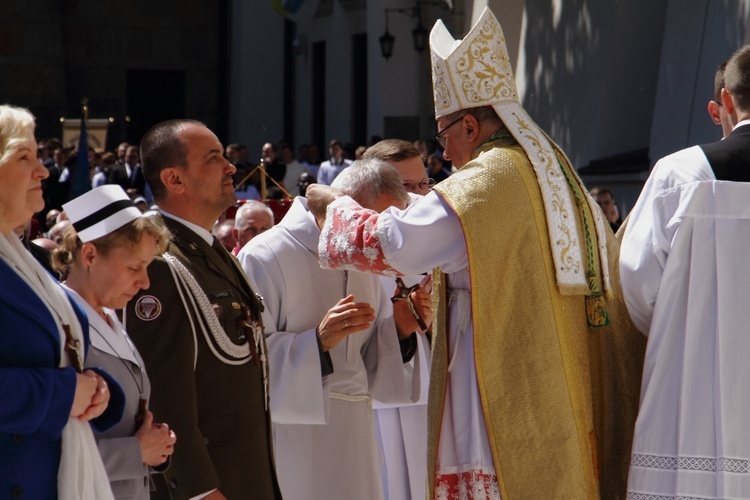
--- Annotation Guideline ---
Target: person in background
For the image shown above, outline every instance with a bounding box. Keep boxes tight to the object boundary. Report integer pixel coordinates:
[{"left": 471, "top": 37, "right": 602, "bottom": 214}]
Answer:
[
  {"left": 133, "top": 196, "right": 148, "bottom": 213},
  {"left": 0, "top": 104, "right": 123, "bottom": 499},
  {"left": 225, "top": 143, "right": 248, "bottom": 192},
  {"left": 260, "top": 142, "right": 286, "bottom": 190},
  {"left": 116, "top": 142, "right": 129, "bottom": 164},
  {"left": 589, "top": 186, "right": 622, "bottom": 232},
  {"left": 54, "top": 185, "right": 177, "bottom": 500},
  {"left": 43, "top": 146, "right": 70, "bottom": 211},
  {"left": 297, "top": 171, "right": 316, "bottom": 197},
  {"left": 45, "top": 208, "right": 61, "bottom": 232},
  {"left": 49, "top": 219, "right": 71, "bottom": 246},
  {"left": 317, "top": 139, "right": 352, "bottom": 185},
  {"left": 37, "top": 140, "right": 51, "bottom": 166},
  {"left": 108, "top": 145, "right": 146, "bottom": 197},
  {"left": 213, "top": 218, "right": 237, "bottom": 253},
  {"left": 224, "top": 143, "right": 240, "bottom": 164},
  {"left": 232, "top": 200, "right": 274, "bottom": 255},
  {"left": 426, "top": 153, "right": 451, "bottom": 183},
  {"left": 303, "top": 143, "right": 321, "bottom": 178},
  {"left": 277, "top": 140, "right": 307, "bottom": 197},
  {"left": 14, "top": 218, "right": 55, "bottom": 276},
  {"left": 92, "top": 151, "right": 109, "bottom": 189}
]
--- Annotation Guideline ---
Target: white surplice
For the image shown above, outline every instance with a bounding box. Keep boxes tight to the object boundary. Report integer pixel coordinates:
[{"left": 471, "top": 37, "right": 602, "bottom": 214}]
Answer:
[
  {"left": 237, "top": 197, "right": 422, "bottom": 500},
  {"left": 621, "top": 146, "right": 750, "bottom": 498}
]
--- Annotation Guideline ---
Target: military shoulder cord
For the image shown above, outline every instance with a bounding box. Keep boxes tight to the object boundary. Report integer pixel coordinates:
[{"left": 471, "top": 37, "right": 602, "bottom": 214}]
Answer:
[{"left": 163, "top": 253, "right": 269, "bottom": 410}]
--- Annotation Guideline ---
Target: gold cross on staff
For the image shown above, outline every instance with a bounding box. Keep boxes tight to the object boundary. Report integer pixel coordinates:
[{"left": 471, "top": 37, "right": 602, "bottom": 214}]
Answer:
[{"left": 390, "top": 277, "right": 428, "bottom": 331}]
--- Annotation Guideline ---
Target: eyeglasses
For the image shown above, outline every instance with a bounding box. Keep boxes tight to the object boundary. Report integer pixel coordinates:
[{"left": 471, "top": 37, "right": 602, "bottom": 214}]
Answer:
[
  {"left": 434, "top": 115, "right": 465, "bottom": 148},
  {"left": 403, "top": 178, "right": 436, "bottom": 193}
]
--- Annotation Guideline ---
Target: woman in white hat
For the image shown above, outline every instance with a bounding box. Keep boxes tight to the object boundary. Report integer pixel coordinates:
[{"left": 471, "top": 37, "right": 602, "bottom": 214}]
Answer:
[
  {"left": 0, "top": 104, "right": 122, "bottom": 499},
  {"left": 53, "top": 184, "right": 176, "bottom": 500}
]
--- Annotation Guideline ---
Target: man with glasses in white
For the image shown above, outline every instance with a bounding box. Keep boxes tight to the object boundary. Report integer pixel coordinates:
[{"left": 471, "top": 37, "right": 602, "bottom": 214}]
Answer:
[
  {"left": 361, "top": 139, "right": 433, "bottom": 500},
  {"left": 362, "top": 139, "right": 436, "bottom": 196}
]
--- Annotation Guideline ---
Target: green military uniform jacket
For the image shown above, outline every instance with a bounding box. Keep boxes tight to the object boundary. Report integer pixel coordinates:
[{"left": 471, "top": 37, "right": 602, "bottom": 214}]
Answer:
[{"left": 125, "top": 214, "right": 281, "bottom": 500}]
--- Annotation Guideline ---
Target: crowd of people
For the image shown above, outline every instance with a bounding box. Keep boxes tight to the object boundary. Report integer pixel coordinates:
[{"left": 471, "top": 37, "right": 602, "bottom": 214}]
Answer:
[
  {"left": 2, "top": 6, "right": 749, "bottom": 500},
  {"left": 31, "top": 124, "right": 454, "bottom": 244}
]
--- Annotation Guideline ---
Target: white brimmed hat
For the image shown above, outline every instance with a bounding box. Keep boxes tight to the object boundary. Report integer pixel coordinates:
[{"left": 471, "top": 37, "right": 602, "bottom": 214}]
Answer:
[
  {"left": 429, "top": 7, "right": 610, "bottom": 294},
  {"left": 63, "top": 185, "right": 143, "bottom": 243}
]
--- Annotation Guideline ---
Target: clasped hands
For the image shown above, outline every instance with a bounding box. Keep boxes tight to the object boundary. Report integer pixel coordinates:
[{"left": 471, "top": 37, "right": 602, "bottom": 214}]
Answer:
[
  {"left": 136, "top": 410, "right": 177, "bottom": 466},
  {"left": 71, "top": 369, "right": 110, "bottom": 421}
]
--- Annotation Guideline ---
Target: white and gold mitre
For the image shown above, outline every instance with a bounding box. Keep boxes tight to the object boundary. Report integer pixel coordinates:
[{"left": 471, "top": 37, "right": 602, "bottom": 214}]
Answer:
[
  {"left": 429, "top": 7, "right": 611, "bottom": 295},
  {"left": 430, "top": 7, "right": 518, "bottom": 118}
]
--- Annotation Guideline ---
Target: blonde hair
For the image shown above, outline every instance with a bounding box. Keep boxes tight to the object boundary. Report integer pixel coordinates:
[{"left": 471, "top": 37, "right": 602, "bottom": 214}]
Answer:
[
  {"left": 0, "top": 105, "right": 36, "bottom": 168},
  {"left": 52, "top": 217, "right": 170, "bottom": 278}
]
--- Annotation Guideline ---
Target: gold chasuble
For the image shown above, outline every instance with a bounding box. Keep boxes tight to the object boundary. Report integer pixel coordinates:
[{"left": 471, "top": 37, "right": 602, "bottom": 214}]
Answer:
[{"left": 428, "top": 136, "right": 645, "bottom": 499}]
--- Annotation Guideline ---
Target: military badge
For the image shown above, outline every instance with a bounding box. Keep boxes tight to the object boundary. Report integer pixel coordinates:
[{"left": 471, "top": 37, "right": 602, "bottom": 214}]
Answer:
[{"left": 135, "top": 295, "right": 162, "bottom": 321}]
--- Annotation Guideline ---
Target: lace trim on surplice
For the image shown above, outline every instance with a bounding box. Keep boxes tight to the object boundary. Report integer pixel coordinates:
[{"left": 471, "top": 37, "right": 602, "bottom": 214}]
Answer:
[
  {"left": 631, "top": 454, "right": 750, "bottom": 474},
  {"left": 628, "top": 453, "right": 750, "bottom": 500}
]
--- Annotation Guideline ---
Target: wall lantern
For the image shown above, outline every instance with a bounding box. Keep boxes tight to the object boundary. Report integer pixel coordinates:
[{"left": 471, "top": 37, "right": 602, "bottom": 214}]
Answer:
[{"left": 379, "top": 1, "right": 450, "bottom": 60}]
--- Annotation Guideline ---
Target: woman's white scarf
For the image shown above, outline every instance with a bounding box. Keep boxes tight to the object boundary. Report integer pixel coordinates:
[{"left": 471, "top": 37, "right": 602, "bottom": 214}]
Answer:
[{"left": 0, "top": 233, "right": 114, "bottom": 499}]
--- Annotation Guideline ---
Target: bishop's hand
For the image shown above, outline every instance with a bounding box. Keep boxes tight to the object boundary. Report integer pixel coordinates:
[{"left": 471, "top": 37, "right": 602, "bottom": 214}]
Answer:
[{"left": 305, "top": 184, "right": 343, "bottom": 230}]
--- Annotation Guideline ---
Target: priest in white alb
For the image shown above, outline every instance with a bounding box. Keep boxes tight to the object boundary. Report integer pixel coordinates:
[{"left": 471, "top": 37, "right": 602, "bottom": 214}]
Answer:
[
  {"left": 306, "top": 8, "right": 644, "bottom": 499},
  {"left": 620, "top": 45, "right": 750, "bottom": 498},
  {"left": 238, "top": 158, "right": 430, "bottom": 500}
]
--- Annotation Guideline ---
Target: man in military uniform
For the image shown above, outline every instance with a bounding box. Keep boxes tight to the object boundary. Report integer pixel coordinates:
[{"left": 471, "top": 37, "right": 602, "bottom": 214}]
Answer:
[{"left": 125, "top": 119, "right": 281, "bottom": 500}]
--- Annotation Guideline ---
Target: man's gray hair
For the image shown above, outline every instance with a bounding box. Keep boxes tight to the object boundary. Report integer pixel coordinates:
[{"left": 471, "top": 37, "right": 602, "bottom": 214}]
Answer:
[
  {"left": 331, "top": 158, "right": 409, "bottom": 209},
  {"left": 234, "top": 200, "right": 274, "bottom": 228}
]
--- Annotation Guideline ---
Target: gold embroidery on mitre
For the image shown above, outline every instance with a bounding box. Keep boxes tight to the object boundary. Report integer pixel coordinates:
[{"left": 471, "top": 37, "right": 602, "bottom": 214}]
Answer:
[
  {"left": 430, "top": 7, "right": 518, "bottom": 118},
  {"left": 431, "top": 50, "right": 453, "bottom": 116}
]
